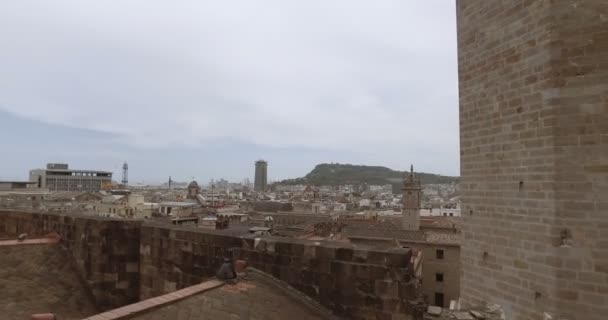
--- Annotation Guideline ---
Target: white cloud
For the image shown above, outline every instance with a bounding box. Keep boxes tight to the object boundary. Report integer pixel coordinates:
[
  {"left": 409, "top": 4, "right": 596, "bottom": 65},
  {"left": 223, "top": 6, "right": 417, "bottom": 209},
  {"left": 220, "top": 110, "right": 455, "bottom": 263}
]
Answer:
[{"left": 0, "top": 0, "right": 459, "bottom": 173}]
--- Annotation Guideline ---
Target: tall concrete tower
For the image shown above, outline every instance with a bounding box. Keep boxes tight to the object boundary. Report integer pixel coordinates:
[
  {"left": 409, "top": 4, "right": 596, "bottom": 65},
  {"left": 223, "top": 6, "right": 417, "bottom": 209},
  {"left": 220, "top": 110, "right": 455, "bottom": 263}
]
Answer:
[
  {"left": 254, "top": 160, "right": 268, "bottom": 192},
  {"left": 402, "top": 165, "right": 421, "bottom": 231},
  {"left": 457, "top": 1, "right": 607, "bottom": 319},
  {"left": 121, "top": 162, "right": 128, "bottom": 186}
]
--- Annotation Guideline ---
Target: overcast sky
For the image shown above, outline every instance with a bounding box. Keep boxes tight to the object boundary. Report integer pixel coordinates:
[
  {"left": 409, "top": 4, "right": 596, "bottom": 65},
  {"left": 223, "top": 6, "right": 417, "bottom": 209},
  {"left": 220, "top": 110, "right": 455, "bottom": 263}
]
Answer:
[{"left": 0, "top": 0, "right": 459, "bottom": 184}]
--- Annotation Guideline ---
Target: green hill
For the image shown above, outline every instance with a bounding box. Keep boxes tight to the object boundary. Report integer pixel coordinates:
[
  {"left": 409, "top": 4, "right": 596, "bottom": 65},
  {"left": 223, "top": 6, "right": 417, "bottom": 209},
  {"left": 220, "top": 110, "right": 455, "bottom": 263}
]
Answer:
[{"left": 280, "top": 163, "right": 459, "bottom": 186}]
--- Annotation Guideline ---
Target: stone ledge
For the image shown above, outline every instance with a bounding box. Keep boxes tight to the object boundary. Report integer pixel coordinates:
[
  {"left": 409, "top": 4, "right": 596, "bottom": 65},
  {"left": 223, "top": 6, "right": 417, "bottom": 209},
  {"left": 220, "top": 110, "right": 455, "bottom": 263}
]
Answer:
[
  {"left": 0, "top": 238, "right": 60, "bottom": 246},
  {"left": 0, "top": 232, "right": 61, "bottom": 246}
]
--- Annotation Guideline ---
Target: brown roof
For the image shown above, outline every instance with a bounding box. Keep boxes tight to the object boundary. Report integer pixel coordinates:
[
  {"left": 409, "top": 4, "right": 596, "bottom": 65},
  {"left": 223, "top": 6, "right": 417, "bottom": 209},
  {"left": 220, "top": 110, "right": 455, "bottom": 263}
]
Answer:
[
  {"left": 0, "top": 243, "right": 98, "bottom": 319},
  {"left": 342, "top": 218, "right": 462, "bottom": 245}
]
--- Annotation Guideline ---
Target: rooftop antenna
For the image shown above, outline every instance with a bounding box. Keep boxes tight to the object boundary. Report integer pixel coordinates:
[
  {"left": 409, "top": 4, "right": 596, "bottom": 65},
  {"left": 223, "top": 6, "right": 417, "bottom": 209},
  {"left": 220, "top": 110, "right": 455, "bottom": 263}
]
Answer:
[
  {"left": 121, "top": 162, "right": 129, "bottom": 186},
  {"left": 211, "top": 183, "right": 216, "bottom": 207}
]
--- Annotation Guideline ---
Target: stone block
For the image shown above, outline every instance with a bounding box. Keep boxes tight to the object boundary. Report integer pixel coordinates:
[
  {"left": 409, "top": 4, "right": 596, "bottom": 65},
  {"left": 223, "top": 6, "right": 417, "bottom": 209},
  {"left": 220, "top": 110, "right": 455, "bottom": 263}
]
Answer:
[
  {"left": 335, "top": 248, "right": 354, "bottom": 262},
  {"left": 330, "top": 261, "right": 353, "bottom": 275},
  {"left": 398, "top": 282, "right": 417, "bottom": 300},
  {"left": 367, "top": 251, "right": 388, "bottom": 265},
  {"left": 370, "top": 266, "right": 389, "bottom": 280},
  {"left": 276, "top": 254, "right": 292, "bottom": 265},
  {"left": 302, "top": 244, "right": 316, "bottom": 259},
  {"left": 354, "top": 264, "right": 371, "bottom": 280},
  {"left": 556, "top": 289, "right": 578, "bottom": 301},
  {"left": 275, "top": 242, "right": 292, "bottom": 255},
  {"left": 315, "top": 246, "right": 336, "bottom": 261},
  {"left": 290, "top": 243, "right": 305, "bottom": 256},
  {"left": 375, "top": 280, "right": 398, "bottom": 299},
  {"left": 313, "top": 260, "right": 332, "bottom": 274},
  {"left": 353, "top": 249, "right": 369, "bottom": 263}
]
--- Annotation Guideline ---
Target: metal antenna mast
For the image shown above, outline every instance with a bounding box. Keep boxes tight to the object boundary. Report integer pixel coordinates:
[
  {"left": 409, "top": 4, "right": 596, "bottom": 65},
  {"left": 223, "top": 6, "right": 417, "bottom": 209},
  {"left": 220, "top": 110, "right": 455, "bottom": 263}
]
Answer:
[{"left": 121, "top": 162, "right": 129, "bottom": 186}]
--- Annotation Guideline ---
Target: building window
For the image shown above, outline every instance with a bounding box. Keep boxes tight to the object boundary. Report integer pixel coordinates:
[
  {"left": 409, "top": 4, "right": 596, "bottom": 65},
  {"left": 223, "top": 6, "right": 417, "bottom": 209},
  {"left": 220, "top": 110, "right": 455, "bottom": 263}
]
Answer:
[
  {"left": 436, "top": 273, "right": 444, "bottom": 282},
  {"left": 435, "top": 292, "right": 444, "bottom": 307},
  {"left": 436, "top": 249, "right": 444, "bottom": 259}
]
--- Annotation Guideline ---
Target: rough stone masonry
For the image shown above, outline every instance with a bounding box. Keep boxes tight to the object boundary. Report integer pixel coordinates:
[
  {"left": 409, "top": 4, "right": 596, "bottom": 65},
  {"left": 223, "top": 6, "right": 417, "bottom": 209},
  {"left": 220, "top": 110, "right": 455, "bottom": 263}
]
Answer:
[
  {"left": 0, "top": 210, "right": 421, "bottom": 320},
  {"left": 457, "top": 1, "right": 608, "bottom": 319}
]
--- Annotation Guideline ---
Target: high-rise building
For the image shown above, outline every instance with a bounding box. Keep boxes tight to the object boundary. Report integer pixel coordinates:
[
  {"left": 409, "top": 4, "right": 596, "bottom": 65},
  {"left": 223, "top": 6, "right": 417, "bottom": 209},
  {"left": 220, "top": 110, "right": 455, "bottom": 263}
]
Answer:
[
  {"left": 254, "top": 160, "right": 268, "bottom": 192},
  {"left": 457, "top": 1, "right": 607, "bottom": 319},
  {"left": 29, "top": 163, "right": 112, "bottom": 192},
  {"left": 402, "top": 165, "right": 422, "bottom": 230}
]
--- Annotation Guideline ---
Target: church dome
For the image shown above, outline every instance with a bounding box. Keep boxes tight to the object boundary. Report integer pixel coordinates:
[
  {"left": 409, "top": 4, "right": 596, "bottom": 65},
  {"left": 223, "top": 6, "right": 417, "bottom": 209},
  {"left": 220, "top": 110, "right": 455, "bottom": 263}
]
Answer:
[{"left": 188, "top": 181, "right": 199, "bottom": 188}]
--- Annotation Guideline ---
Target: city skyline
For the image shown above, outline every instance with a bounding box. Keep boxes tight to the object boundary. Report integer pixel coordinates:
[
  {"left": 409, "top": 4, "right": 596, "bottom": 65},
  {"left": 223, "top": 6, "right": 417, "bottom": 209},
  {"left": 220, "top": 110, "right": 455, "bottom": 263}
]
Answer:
[
  {"left": 0, "top": 109, "right": 460, "bottom": 184},
  {"left": 0, "top": 0, "right": 459, "bottom": 183}
]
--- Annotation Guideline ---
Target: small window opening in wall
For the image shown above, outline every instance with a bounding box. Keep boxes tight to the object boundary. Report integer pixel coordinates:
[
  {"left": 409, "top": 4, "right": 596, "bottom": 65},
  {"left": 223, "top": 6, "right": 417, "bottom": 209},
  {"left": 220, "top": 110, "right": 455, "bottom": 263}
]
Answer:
[
  {"left": 483, "top": 251, "right": 489, "bottom": 260},
  {"left": 560, "top": 228, "right": 573, "bottom": 247},
  {"left": 436, "top": 249, "right": 444, "bottom": 259},
  {"left": 535, "top": 292, "right": 542, "bottom": 300},
  {"left": 469, "top": 210, "right": 473, "bottom": 216},
  {"left": 519, "top": 181, "right": 524, "bottom": 191},
  {"left": 436, "top": 273, "right": 444, "bottom": 283}
]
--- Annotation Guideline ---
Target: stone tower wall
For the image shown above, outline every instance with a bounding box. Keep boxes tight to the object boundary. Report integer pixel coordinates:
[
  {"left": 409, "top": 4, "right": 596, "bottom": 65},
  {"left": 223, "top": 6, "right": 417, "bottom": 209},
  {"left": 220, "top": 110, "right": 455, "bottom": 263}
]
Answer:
[
  {"left": 457, "top": 1, "right": 608, "bottom": 319},
  {"left": 402, "top": 208, "right": 420, "bottom": 231},
  {"left": 402, "top": 171, "right": 422, "bottom": 231}
]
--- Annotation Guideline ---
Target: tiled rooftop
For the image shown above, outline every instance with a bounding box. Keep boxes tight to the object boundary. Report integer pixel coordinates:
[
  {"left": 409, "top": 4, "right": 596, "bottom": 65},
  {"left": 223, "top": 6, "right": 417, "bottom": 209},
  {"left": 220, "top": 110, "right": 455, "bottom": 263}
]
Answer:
[{"left": 342, "top": 217, "right": 462, "bottom": 245}]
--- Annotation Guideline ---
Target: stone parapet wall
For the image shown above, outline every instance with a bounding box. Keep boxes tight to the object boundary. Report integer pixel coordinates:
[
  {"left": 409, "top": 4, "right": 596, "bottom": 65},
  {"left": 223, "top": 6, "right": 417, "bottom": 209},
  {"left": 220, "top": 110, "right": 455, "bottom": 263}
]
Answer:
[
  {"left": 140, "top": 223, "right": 421, "bottom": 320},
  {"left": 0, "top": 210, "right": 420, "bottom": 320},
  {"left": 0, "top": 210, "right": 142, "bottom": 311}
]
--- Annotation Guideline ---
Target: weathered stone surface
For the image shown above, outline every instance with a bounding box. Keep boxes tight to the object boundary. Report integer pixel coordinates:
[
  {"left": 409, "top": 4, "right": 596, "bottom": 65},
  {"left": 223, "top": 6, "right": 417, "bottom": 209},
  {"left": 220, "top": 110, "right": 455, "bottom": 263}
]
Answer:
[
  {"left": 0, "top": 210, "right": 142, "bottom": 311},
  {"left": 457, "top": 1, "right": 608, "bottom": 319},
  {"left": 139, "top": 224, "right": 418, "bottom": 319},
  {"left": 0, "top": 210, "right": 419, "bottom": 320}
]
